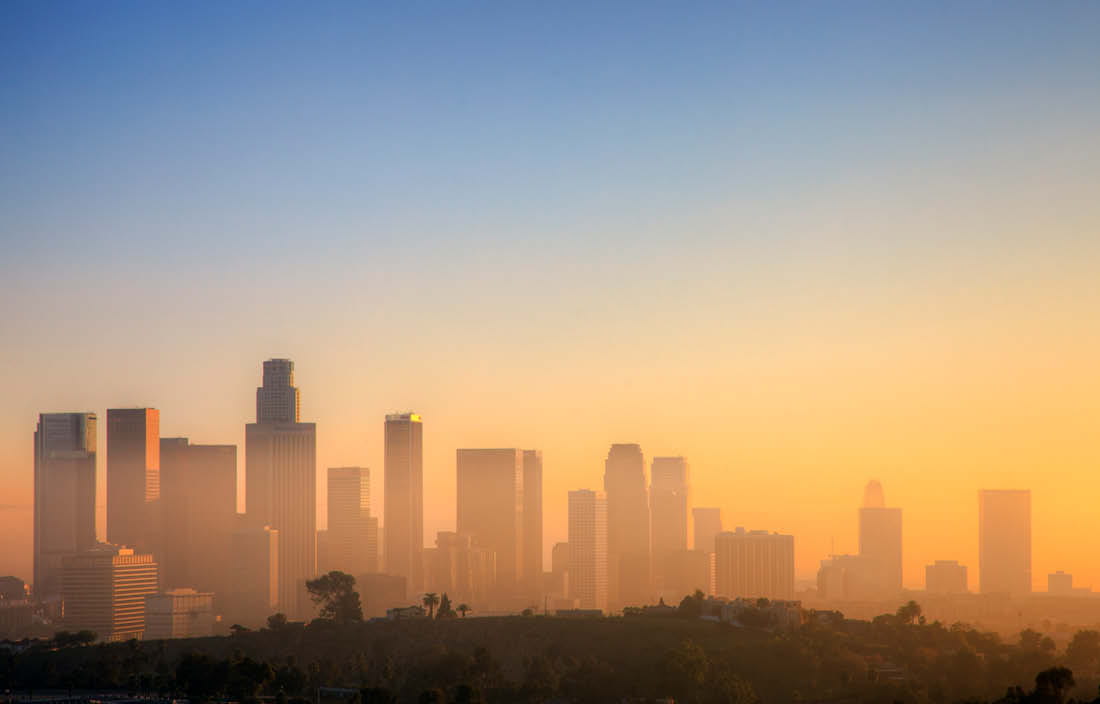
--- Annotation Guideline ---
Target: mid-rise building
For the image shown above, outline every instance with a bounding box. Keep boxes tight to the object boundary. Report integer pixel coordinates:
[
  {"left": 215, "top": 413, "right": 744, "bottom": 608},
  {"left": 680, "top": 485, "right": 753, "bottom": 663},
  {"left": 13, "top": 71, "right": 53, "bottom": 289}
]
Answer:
[
  {"left": 858, "top": 480, "right": 902, "bottom": 597},
  {"left": 522, "top": 450, "right": 543, "bottom": 596},
  {"left": 604, "top": 444, "right": 650, "bottom": 609},
  {"left": 456, "top": 449, "right": 524, "bottom": 600},
  {"left": 144, "top": 588, "right": 215, "bottom": 640},
  {"left": 1048, "top": 571, "right": 1074, "bottom": 595},
  {"left": 245, "top": 359, "right": 316, "bottom": 617},
  {"left": 384, "top": 413, "right": 423, "bottom": 594},
  {"left": 33, "top": 412, "right": 97, "bottom": 599},
  {"left": 925, "top": 560, "right": 968, "bottom": 594},
  {"left": 106, "top": 408, "right": 161, "bottom": 554},
  {"left": 979, "top": 490, "right": 1031, "bottom": 595},
  {"left": 568, "top": 490, "right": 608, "bottom": 612},
  {"left": 61, "top": 545, "right": 158, "bottom": 642},
  {"left": 160, "top": 439, "right": 236, "bottom": 605},
  {"left": 714, "top": 528, "right": 794, "bottom": 601}
]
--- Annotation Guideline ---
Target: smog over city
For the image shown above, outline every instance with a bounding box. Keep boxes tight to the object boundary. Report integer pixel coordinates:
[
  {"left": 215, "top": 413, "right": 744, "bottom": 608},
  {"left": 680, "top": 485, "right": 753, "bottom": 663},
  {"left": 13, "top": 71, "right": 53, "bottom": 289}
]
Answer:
[{"left": 3, "top": 3, "right": 1100, "bottom": 703}]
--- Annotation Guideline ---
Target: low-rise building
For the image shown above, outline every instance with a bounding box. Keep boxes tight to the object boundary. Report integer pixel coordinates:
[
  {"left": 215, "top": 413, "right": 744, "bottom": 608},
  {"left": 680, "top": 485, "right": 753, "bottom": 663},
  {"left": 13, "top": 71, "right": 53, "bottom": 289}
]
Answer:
[{"left": 145, "top": 589, "right": 215, "bottom": 640}]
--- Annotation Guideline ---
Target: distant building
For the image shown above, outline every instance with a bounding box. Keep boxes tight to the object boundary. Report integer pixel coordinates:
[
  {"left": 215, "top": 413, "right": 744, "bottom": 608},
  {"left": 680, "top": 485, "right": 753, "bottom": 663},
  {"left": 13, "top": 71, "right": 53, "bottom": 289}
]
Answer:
[
  {"left": 1049, "top": 571, "right": 1074, "bottom": 596},
  {"left": 544, "top": 542, "right": 570, "bottom": 601},
  {"left": 456, "top": 449, "right": 524, "bottom": 599},
  {"left": 423, "top": 531, "right": 496, "bottom": 607},
  {"left": 160, "top": 438, "right": 236, "bottom": 606},
  {"left": 979, "top": 490, "right": 1031, "bottom": 595},
  {"left": 356, "top": 573, "right": 408, "bottom": 619},
  {"left": 925, "top": 560, "right": 968, "bottom": 594},
  {"left": 858, "top": 480, "right": 902, "bottom": 597},
  {"left": 323, "top": 467, "right": 378, "bottom": 575},
  {"left": 145, "top": 589, "right": 215, "bottom": 640},
  {"left": 246, "top": 359, "right": 316, "bottom": 618},
  {"left": 650, "top": 457, "right": 689, "bottom": 600},
  {"left": 227, "top": 518, "right": 279, "bottom": 627},
  {"left": 384, "top": 413, "right": 423, "bottom": 594},
  {"left": 62, "top": 545, "right": 158, "bottom": 642},
  {"left": 0, "top": 600, "right": 33, "bottom": 639},
  {"left": 33, "top": 412, "right": 97, "bottom": 599},
  {"left": 693, "top": 507, "right": 722, "bottom": 594},
  {"left": 714, "top": 528, "right": 794, "bottom": 601},
  {"left": 522, "top": 450, "right": 543, "bottom": 596},
  {"left": 659, "top": 549, "right": 710, "bottom": 603},
  {"left": 106, "top": 408, "right": 161, "bottom": 555},
  {"left": 386, "top": 605, "right": 426, "bottom": 620},
  {"left": 0, "top": 577, "right": 26, "bottom": 602},
  {"left": 604, "top": 444, "right": 650, "bottom": 609},
  {"left": 817, "top": 554, "right": 876, "bottom": 601},
  {"left": 568, "top": 490, "right": 608, "bottom": 612}
]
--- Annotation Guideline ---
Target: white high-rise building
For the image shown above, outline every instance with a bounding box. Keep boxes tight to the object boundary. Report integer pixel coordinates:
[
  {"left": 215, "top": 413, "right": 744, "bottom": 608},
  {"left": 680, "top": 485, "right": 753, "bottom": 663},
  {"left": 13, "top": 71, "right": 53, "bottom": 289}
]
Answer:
[
  {"left": 246, "top": 359, "right": 316, "bottom": 618},
  {"left": 568, "top": 490, "right": 608, "bottom": 612}
]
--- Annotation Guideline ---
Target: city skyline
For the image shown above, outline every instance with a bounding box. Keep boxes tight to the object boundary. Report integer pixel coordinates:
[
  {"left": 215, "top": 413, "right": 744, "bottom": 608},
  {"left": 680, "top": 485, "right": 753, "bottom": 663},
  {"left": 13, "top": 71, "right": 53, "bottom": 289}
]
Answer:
[{"left": 4, "top": 2, "right": 1100, "bottom": 594}]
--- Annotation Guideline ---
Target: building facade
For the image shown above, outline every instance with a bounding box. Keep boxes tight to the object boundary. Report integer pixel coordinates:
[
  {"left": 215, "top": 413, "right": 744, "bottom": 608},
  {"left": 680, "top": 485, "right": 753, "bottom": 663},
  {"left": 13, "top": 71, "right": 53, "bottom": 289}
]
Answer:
[
  {"left": 106, "top": 408, "right": 160, "bottom": 554},
  {"left": 522, "top": 450, "right": 543, "bottom": 596},
  {"left": 925, "top": 560, "right": 968, "bottom": 594},
  {"left": 568, "top": 490, "right": 608, "bottom": 612},
  {"left": 145, "top": 588, "right": 215, "bottom": 640},
  {"left": 456, "top": 448, "right": 524, "bottom": 600},
  {"left": 858, "top": 481, "right": 903, "bottom": 598},
  {"left": 62, "top": 545, "right": 159, "bottom": 642},
  {"left": 715, "top": 528, "right": 794, "bottom": 601},
  {"left": 603, "top": 444, "right": 650, "bottom": 609},
  {"left": 979, "top": 489, "right": 1031, "bottom": 595},
  {"left": 323, "top": 467, "right": 378, "bottom": 575},
  {"left": 384, "top": 413, "right": 423, "bottom": 594},
  {"left": 227, "top": 518, "right": 279, "bottom": 627},
  {"left": 34, "top": 412, "right": 97, "bottom": 599},
  {"left": 650, "top": 456, "right": 689, "bottom": 598}
]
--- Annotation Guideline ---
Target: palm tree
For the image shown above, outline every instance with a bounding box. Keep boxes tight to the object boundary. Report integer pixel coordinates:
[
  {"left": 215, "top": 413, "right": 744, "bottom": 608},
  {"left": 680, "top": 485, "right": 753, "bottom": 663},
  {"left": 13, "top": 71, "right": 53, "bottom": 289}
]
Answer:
[
  {"left": 423, "top": 592, "right": 440, "bottom": 619},
  {"left": 457, "top": 603, "right": 471, "bottom": 618}
]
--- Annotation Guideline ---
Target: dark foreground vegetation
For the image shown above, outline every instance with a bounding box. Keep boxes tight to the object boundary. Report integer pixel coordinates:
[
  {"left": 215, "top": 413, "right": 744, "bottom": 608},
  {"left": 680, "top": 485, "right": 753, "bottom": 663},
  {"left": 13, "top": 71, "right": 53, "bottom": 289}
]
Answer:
[{"left": 3, "top": 613, "right": 1100, "bottom": 703}]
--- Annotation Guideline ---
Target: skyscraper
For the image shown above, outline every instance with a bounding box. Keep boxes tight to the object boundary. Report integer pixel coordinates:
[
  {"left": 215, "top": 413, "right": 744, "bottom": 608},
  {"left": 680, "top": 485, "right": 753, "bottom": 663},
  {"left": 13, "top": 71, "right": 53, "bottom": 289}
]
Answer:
[
  {"left": 979, "top": 489, "right": 1031, "bottom": 595},
  {"left": 693, "top": 506, "right": 722, "bottom": 594},
  {"left": 227, "top": 517, "right": 279, "bottom": 627},
  {"left": 522, "top": 450, "right": 543, "bottom": 595},
  {"left": 245, "top": 359, "right": 316, "bottom": 617},
  {"left": 603, "top": 443, "right": 650, "bottom": 609},
  {"left": 714, "top": 528, "right": 795, "bottom": 601},
  {"left": 106, "top": 408, "right": 160, "bottom": 553},
  {"left": 384, "top": 413, "right": 423, "bottom": 593},
  {"left": 456, "top": 449, "right": 524, "bottom": 599},
  {"left": 33, "top": 412, "right": 97, "bottom": 599},
  {"left": 159, "top": 438, "right": 236, "bottom": 603},
  {"left": 650, "top": 456, "right": 689, "bottom": 595},
  {"left": 568, "top": 490, "right": 608, "bottom": 612},
  {"left": 324, "top": 467, "right": 378, "bottom": 575},
  {"left": 858, "top": 480, "right": 903, "bottom": 597}
]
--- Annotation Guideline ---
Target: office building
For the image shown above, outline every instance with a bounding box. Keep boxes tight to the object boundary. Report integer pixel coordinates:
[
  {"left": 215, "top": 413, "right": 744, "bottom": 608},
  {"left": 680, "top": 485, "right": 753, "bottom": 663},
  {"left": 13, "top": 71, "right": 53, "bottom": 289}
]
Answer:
[
  {"left": 323, "top": 467, "right": 378, "bottom": 575},
  {"left": 106, "top": 408, "right": 160, "bottom": 554},
  {"left": 384, "top": 413, "right": 423, "bottom": 593},
  {"left": 61, "top": 545, "right": 158, "bottom": 642},
  {"left": 858, "top": 480, "right": 903, "bottom": 597},
  {"left": 145, "top": 588, "right": 215, "bottom": 639},
  {"left": 817, "top": 554, "right": 876, "bottom": 601},
  {"left": 1049, "top": 571, "right": 1074, "bottom": 596},
  {"left": 33, "top": 412, "right": 97, "bottom": 599},
  {"left": 423, "top": 531, "right": 496, "bottom": 607},
  {"left": 979, "top": 490, "right": 1031, "bottom": 595},
  {"left": 246, "top": 359, "right": 316, "bottom": 617},
  {"left": 160, "top": 439, "right": 236, "bottom": 603},
  {"left": 925, "top": 560, "right": 969, "bottom": 594},
  {"left": 693, "top": 507, "right": 723, "bottom": 594},
  {"left": 227, "top": 518, "right": 278, "bottom": 627},
  {"left": 650, "top": 457, "right": 689, "bottom": 595},
  {"left": 456, "top": 449, "right": 524, "bottom": 598},
  {"left": 523, "top": 450, "right": 543, "bottom": 595},
  {"left": 715, "top": 528, "right": 794, "bottom": 601},
  {"left": 604, "top": 444, "right": 650, "bottom": 609},
  {"left": 568, "top": 490, "right": 608, "bottom": 612}
]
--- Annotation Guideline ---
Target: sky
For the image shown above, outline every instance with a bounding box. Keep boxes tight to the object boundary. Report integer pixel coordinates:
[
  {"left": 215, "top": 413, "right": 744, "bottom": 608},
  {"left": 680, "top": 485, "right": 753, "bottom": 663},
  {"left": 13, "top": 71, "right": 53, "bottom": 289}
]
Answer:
[{"left": 2, "top": 1, "right": 1099, "bottom": 591}]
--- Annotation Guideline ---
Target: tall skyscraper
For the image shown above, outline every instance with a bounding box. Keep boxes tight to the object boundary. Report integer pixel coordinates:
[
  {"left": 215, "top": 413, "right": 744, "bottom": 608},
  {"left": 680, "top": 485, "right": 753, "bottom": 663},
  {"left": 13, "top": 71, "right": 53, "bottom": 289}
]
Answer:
[
  {"left": 62, "top": 544, "right": 159, "bottom": 642},
  {"left": 456, "top": 449, "right": 524, "bottom": 599},
  {"left": 106, "top": 408, "right": 160, "bottom": 553},
  {"left": 384, "top": 413, "right": 423, "bottom": 593},
  {"left": 650, "top": 456, "right": 689, "bottom": 594},
  {"left": 858, "top": 480, "right": 903, "bottom": 597},
  {"left": 522, "top": 450, "right": 543, "bottom": 595},
  {"left": 245, "top": 359, "right": 316, "bottom": 617},
  {"left": 603, "top": 443, "right": 650, "bottom": 609},
  {"left": 160, "top": 438, "right": 236, "bottom": 603},
  {"left": 324, "top": 467, "right": 378, "bottom": 575},
  {"left": 979, "top": 489, "right": 1031, "bottom": 595},
  {"left": 568, "top": 490, "right": 608, "bottom": 612},
  {"left": 715, "top": 528, "right": 795, "bottom": 601},
  {"left": 33, "top": 412, "right": 97, "bottom": 599}
]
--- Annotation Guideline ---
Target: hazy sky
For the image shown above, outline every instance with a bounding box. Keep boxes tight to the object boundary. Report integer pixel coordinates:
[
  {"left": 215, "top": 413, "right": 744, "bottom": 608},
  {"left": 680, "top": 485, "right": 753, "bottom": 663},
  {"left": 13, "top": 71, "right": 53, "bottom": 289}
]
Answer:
[{"left": 2, "top": 2, "right": 1099, "bottom": 590}]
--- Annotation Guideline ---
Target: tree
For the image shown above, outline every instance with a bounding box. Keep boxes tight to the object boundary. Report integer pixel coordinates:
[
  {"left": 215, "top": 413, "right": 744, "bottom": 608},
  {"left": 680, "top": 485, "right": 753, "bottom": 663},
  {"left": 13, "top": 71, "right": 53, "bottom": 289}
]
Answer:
[
  {"left": 1067, "top": 630, "right": 1100, "bottom": 673},
  {"left": 229, "top": 623, "right": 251, "bottom": 636},
  {"left": 1034, "top": 667, "right": 1075, "bottom": 703},
  {"left": 1020, "top": 628, "right": 1044, "bottom": 651},
  {"left": 422, "top": 592, "right": 440, "bottom": 619},
  {"left": 306, "top": 571, "right": 363, "bottom": 624},
  {"left": 457, "top": 603, "right": 471, "bottom": 618},
  {"left": 895, "top": 600, "right": 922, "bottom": 625},
  {"left": 267, "top": 613, "right": 289, "bottom": 631},
  {"left": 437, "top": 593, "right": 456, "bottom": 619}
]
